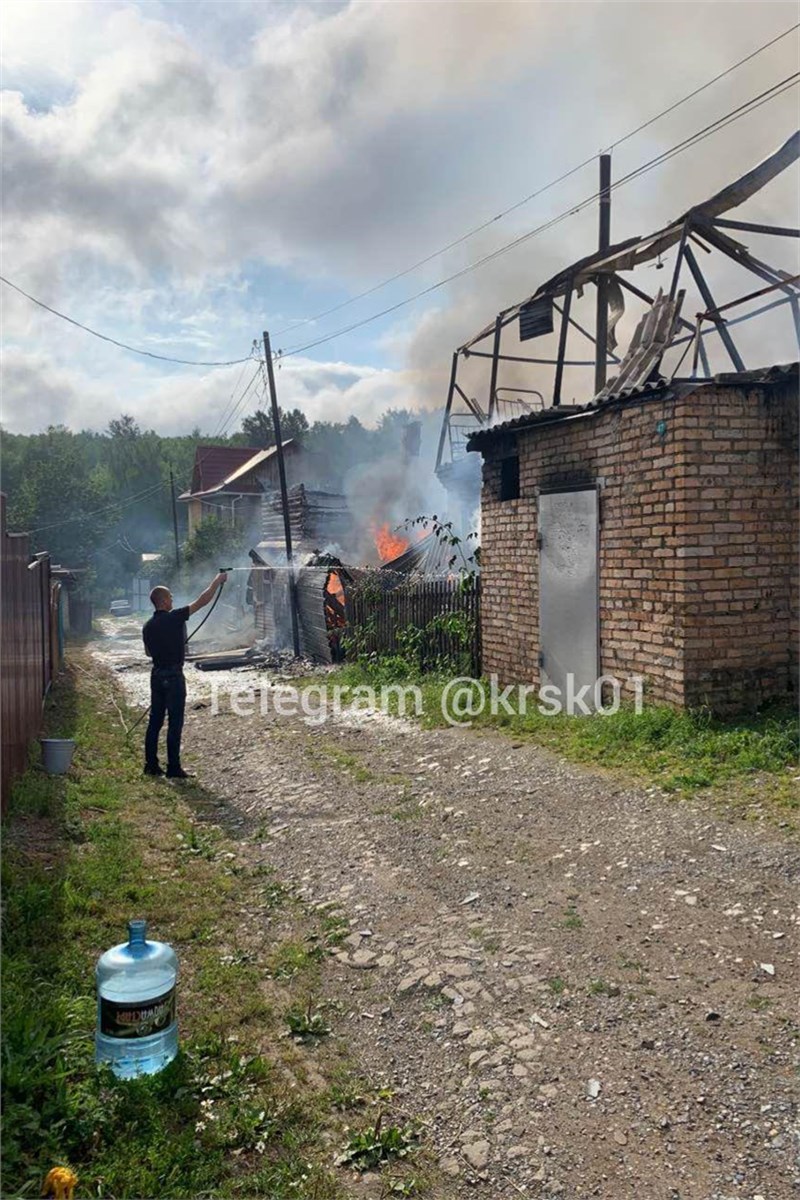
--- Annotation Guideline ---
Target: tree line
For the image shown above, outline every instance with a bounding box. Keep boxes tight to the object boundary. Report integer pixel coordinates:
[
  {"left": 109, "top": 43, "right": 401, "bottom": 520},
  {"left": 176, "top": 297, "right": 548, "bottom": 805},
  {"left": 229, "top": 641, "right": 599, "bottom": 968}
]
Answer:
[{"left": 0, "top": 407, "right": 435, "bottom": 602}]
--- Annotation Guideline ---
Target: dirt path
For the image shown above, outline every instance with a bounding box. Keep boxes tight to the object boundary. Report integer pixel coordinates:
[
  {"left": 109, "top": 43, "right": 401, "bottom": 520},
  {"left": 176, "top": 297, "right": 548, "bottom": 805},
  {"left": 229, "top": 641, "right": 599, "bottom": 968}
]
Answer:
[{"left": 96, "top": 625, "right": 799, "bottom": 1200}]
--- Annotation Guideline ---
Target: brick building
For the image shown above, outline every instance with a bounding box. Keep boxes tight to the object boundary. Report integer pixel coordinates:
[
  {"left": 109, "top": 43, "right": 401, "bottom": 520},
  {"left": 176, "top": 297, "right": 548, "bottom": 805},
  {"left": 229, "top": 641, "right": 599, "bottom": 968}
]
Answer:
[{"left": 469, "top": 365, "right": 798, "bottom": 714}]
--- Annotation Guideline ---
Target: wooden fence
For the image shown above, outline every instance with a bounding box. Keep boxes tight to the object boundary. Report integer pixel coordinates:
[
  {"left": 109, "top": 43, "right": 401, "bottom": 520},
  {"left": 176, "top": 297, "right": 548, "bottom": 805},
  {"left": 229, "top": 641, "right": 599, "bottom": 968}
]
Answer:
[
  {"left": 346, "top": 573, "right": 481, "bottom": 675},
  {"left": 1, "top": 494, "right": 62, "bottom": 807}
]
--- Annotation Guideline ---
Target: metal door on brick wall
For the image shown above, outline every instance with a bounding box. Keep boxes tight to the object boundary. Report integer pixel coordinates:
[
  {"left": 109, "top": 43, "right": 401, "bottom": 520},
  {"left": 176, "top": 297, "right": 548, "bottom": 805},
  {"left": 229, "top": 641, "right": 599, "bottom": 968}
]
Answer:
[{"left": 538, "top": 486, "right": 599, "bottom": 706}]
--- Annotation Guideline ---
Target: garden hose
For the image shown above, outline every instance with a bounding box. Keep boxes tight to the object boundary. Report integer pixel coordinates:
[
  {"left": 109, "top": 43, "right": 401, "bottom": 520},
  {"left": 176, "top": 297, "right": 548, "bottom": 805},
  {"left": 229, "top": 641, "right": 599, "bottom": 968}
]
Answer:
[{"left": 125, "top": 573, "right": 228, "bottom": 739}]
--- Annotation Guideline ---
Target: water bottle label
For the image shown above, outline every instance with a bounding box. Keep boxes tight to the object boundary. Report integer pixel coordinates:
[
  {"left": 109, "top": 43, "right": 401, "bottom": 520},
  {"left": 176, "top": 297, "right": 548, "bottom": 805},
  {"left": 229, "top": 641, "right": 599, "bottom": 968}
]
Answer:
[{"left": 100, "top": 986, "right": 176, "bottom": 1039}]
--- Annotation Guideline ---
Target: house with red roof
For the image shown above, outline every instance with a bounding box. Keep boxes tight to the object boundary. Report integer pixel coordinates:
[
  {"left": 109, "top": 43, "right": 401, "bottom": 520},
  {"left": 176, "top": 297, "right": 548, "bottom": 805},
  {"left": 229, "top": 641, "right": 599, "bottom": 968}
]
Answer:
[{"left": 180, "top": 442, "right": 307, "bottom": 535}]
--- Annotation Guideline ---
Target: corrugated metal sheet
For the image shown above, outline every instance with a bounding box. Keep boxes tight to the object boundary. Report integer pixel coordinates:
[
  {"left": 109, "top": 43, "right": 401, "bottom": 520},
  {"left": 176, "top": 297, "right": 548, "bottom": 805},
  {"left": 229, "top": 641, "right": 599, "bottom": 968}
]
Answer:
[
  {"left": 466, "top": 359, "right": 798, "bottom": 451},
  {"left": 466, "top": 384, "right": 673, "bottom": 448},
  {"left": 252, "top": 563, "right": 334, "bottom": 662},
  {"left": 296, "top": 568, "right": 333, "bottom": 663},
  {"left": 713, "top": 362, "right": 798, "bottom": 386},
  {"left": 594, "top": 289, "right": 685, "bottom": 401},
  {"left": 380, "top": 532, "right": 477, "bottom": 576},
  {"left": 467, "top": 404, "right": 593, "bottom": 447}
]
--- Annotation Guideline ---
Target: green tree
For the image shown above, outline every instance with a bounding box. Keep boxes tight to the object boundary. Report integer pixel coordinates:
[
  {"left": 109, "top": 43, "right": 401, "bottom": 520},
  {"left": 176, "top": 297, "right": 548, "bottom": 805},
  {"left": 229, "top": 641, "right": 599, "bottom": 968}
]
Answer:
[
  {"left": 240, "top": 407, "right": 309, "bottom": 448},
  {"left": 182, "top": 515, "right": 244, "bottom": 568},
  {"left": 5, "top": 426, "right": 115, "bottom": 565}
]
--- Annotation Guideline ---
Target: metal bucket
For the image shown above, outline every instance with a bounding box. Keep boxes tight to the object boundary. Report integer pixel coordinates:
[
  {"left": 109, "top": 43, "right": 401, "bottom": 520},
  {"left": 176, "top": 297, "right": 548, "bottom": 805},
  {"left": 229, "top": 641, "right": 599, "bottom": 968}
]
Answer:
[{"left": 40, "top": 738, "right": 76, "bottom": 775}]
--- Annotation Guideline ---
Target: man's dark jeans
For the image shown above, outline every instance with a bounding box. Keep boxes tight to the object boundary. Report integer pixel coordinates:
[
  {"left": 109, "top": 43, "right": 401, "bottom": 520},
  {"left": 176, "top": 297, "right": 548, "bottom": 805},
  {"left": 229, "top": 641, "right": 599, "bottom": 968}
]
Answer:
[{"left": 145, "top": 667, "right": 186, "bottom": 772}]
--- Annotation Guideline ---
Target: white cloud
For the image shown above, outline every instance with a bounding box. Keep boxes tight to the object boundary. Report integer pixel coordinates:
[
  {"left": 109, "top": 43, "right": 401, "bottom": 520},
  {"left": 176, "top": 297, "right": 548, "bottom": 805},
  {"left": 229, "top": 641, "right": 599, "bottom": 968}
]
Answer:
[
  {"left": 0, "top": 342, "right": 425, "bottom": 435},
  {"left": 0, "top": 1, "right": 554, "bottom": 283},
  {"left": 1, "top": 0, "right": 798, "bottom": 436}
]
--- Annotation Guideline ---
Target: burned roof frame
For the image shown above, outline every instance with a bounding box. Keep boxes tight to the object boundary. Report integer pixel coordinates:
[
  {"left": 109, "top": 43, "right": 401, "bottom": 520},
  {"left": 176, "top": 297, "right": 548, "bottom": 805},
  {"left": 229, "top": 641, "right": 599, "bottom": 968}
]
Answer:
[{"left": 436, "top": 132, "right": 800, "bottom": 476}]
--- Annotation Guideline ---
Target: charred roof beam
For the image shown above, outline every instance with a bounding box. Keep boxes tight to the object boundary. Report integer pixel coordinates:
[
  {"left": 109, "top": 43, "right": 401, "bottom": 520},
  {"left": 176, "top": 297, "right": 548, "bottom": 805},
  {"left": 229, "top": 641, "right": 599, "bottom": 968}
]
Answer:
[
  {"left": 696, "top": 217, "right": 800, "bottom": 347},
  {"left": 554, "top": 298, "right": 621, "bottom": 365},
  {"left": 683, "top": 243, "right": 746, "bottom": 373},
  {"left": 552, "top": 280, "right": 574, "bottom": 407},
  {"left": 454, "top": 383, "right": 487, "bottom": 422},
  {"left": 710, "top": 217, "right": 800, "bottom": 238}
]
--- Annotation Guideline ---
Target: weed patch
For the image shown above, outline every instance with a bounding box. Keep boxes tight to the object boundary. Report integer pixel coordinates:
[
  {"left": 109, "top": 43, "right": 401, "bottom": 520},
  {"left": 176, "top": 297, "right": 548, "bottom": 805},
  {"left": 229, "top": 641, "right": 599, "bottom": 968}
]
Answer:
[
  {"left": 1, "top": 660, "right": 351, "bottom": 1198},
  {"left": 286, "top": 1002, "right": 331, "bottom": 1042},
  {"left": 336, "top": 1116, "right": 418, "bottom": 1171}
]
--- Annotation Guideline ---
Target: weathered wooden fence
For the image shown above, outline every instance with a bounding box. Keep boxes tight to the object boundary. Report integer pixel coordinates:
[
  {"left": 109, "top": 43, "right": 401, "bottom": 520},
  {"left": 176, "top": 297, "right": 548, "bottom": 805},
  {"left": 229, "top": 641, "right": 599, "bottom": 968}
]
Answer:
[
  {"left": 346, "top": 573, "right": 481, "bottom": 675},
  {"left": 1, "top": 494, "right": 61, "bottom": 807}
]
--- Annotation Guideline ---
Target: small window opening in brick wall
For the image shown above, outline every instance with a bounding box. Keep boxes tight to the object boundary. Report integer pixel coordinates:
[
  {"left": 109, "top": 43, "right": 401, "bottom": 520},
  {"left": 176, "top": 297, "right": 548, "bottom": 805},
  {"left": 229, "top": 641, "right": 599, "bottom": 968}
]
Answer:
[{"left": 499, "top": 455, "right": 520, "bottom": 501}]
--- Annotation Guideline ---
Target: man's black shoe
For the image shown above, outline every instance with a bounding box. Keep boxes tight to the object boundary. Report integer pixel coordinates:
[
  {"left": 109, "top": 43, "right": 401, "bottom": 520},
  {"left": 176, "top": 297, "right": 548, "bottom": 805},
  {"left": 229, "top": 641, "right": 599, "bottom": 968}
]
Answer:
[
  {"left": 166, "top": 768, "right": 193, "bottom": 779},
  {"left": 143, "top": 764, "right": 164, "bottom": 776}
]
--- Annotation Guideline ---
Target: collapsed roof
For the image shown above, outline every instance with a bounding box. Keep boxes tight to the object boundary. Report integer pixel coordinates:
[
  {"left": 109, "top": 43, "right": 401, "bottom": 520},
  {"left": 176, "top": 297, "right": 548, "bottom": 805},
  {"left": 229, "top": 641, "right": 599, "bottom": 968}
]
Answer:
[
  {"left": 437, "top": 132, "right": 800, "bottom": 477},
  {"left": 459, "top": 132, "right": 800, "bottom": 351}
]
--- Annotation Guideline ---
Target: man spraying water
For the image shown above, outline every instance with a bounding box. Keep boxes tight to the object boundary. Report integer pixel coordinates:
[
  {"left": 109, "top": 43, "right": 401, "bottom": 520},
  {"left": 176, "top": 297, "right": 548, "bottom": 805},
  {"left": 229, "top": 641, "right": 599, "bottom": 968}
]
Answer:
[{"left": 142, "top": 572, "right": 227, "bottom": 778}]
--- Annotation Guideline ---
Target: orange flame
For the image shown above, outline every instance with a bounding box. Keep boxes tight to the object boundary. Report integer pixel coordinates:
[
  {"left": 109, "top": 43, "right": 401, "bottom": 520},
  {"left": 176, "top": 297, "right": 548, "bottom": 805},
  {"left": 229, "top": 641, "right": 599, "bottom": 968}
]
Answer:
[
  {"left": 324, "top": 571, "right": 346, "bottom": 628},
  {"left": 327, "top": 571, "right": 345, "bottom": 606},
  {"left": 372, "top": 522, "right": 409, "bottom": 562}
]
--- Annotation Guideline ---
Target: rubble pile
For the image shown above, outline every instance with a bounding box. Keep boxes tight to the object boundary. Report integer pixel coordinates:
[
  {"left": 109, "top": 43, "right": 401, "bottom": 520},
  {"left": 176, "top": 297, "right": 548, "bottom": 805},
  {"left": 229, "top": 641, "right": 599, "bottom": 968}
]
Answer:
[{"left": 249, "top": 643, "right": 328, "bottom": 676}]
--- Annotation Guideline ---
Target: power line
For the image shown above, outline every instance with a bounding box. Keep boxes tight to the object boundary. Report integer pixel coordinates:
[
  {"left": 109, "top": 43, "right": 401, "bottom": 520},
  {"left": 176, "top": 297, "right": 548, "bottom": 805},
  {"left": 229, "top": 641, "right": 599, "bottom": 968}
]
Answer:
[
  {"left": 0, "top": 275, "right": 253, "bottom": 367},
  {"left": 2, "top": 25, "right": 795, "bottom": 380},
  {"left": 186, "top": 362, "right": 263, "bottom": 482},
  {"left": 211, "top": 360, "right": 263, "bottom": 440},
  {"left": 26, "top": 363, "right": 264, "bottom": 539},
  {"left": 174, "top": 361, "right": 265, "bottom": 500},
  {"left": 279, "top": 73, "right": 800, "bottom": 359},
  {"left": 30, "top": 480, "right": 166, "bottom": 534},
  {"left": 272, "top": 21, "right": 800, "bottom": 339},
  {"left": 208, "top": 357, "right": 255, "bottom": 439}
]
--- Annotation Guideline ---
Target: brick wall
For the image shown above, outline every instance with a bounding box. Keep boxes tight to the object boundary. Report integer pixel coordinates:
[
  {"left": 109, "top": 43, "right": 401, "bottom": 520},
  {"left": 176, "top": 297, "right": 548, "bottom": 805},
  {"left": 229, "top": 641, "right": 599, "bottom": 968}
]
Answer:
[
  {"left": 679, "top": 380, "right": 798, "bottom": 711},
  {"left": 477, "top": 377, "right": 798, "bottom": 713}
]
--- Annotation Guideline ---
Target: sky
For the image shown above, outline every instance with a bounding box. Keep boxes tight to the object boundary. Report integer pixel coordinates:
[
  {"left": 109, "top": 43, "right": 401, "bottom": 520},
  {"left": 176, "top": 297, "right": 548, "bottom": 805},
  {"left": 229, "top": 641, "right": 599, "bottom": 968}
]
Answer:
[{"left": 1, "top": 0, "right": 798, "bottom": 436}]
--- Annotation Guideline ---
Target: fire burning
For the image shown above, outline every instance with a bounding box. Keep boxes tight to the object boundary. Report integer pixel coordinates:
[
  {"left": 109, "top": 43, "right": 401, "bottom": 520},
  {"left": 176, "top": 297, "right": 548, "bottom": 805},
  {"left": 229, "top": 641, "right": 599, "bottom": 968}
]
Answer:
[
  {"left": 325, "top": 571, "right": 346, "bottom": 622},
  {"left": 371, "top": 522, "right": 410, "bottom": 563}
]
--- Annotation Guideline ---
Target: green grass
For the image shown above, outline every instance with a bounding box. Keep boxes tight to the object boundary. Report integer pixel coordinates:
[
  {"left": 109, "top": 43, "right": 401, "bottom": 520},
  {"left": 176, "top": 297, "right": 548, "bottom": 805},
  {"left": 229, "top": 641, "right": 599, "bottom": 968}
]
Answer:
[
  {"left": 336, "top": 1117, "right": 418, "bottom": 1171},
  {"left": 587, "top": 978, "right": 620, "bottom": 997},
  {"left": 267, "top": 938, "right": 325, "bottom": 981},
  {"left": 314, "top": 662, "right": 799, "bottom": 811},
  {"left": 1, "top": 662, "right": 350, "bottom": 1200},
  {"left": 563, "top": 906, "right": 583, "bottom": 930},
  {"left": 285, "top": 1002, "right": 331, "bottom": 1041},
  {"left": 468, "top": 926, "right": 501, "bottom": 954},
  {"left": 320, "top": 909, "right": 350, "bottom": 949},
  {"left": 310, "top": 742, "right": 377, "bottom": 784},
  {"left": 391, "top": 793, "right": 424, "bottom": 822}
]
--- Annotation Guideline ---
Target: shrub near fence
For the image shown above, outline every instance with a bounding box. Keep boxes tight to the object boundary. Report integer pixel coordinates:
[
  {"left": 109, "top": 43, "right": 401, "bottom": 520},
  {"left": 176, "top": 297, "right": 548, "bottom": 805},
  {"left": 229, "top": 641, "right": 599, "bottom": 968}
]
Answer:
[{"left": 346, "top": 573, "right": 481, "bottom": 676}]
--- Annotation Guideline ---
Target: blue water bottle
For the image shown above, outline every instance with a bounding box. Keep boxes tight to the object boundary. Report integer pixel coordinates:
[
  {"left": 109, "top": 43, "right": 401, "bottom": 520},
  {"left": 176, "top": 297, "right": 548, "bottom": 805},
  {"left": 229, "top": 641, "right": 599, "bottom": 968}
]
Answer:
[{"left": 95, "top": 919, "right": 178, "bottom": 1078}]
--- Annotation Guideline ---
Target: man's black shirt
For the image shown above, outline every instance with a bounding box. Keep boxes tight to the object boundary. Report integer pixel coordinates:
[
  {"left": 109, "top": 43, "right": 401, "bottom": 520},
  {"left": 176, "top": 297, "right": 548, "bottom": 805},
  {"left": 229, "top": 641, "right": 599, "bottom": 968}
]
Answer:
[{"left": 143, "top": 607, "right": 190, "bottom": 669}]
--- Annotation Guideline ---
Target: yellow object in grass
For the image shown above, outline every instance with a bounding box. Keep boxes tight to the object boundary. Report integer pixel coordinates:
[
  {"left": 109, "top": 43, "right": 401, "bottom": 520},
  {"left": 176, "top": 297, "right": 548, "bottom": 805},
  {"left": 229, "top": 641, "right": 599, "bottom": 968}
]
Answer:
[{"left": 42, "top": 1166, "right": 78, "bottom": 1199}]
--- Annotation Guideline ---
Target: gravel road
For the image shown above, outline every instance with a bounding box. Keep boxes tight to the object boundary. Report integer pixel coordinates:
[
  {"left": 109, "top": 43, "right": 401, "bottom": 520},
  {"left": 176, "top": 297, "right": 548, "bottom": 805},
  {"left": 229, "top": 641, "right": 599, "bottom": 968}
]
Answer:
[{"left": 96, "top": 622, "right": 799, "bottom": 1200}]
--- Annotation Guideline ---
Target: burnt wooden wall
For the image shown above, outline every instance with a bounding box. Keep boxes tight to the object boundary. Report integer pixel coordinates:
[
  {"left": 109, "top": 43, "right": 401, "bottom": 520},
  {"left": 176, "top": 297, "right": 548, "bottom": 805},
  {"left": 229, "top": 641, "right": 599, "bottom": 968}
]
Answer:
[{"left": 1, "top": 494, "right": 57, "bottom": 806}]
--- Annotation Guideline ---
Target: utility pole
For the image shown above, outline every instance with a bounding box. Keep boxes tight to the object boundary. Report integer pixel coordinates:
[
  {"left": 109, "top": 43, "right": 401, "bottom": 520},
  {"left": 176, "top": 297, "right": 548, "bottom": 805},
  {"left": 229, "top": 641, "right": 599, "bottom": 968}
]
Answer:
[
  {"left": 262, "top": 331, "right": 301, "bottom": 658},
  {"left": 169, "top": 465, "right": 181, "bottom": 570},
  {"left": 594, "top": 153, "right": 612, "bottom": 395}
]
